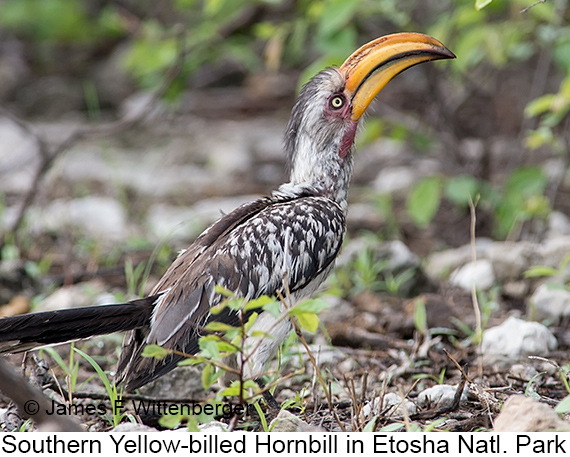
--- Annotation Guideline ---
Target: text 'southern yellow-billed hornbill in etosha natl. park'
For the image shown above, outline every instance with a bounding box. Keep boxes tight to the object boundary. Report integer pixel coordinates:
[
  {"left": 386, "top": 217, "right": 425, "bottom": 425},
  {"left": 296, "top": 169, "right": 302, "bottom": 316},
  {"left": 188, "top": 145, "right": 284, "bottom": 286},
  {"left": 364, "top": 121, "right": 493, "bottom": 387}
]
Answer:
[{"left": 0, "top": 33, "right": 455, "bottom": 394}]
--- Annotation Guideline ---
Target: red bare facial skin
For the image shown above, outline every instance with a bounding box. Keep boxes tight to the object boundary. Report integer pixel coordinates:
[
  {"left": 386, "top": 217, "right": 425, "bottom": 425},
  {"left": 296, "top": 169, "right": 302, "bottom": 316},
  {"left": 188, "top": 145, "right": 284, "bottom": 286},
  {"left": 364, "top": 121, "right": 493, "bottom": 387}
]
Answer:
[{"left": 323, "top": 92, "right": 357, "bottom": 159}]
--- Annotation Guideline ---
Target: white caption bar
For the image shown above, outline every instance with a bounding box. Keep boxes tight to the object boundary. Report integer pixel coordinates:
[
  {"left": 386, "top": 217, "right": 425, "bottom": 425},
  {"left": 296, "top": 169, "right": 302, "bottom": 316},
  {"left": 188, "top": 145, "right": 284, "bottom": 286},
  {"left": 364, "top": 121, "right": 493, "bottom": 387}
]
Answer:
[{"left": 0, "top": 432, "right": 567, "bottom": 456}]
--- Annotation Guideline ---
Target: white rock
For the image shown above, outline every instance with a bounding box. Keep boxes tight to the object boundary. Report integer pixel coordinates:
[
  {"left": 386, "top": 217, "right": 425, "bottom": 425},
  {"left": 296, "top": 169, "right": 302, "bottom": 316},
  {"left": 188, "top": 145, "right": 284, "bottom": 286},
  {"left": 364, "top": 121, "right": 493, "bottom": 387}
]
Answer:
[
  {"left": 425, "top": 238, "right": 494, "bottom": 280},
  {"left": 207, "top": 134, "right": 252, "bottom": 176},
  {"left": 27, "top": 197, "right": 129, "bottom": 242},
  {"left": 546, "top": 211, "right": 570, "bottom": 238},
  {"left": 361, "top": 138, "right": 406, "bottom": 161},
  {"left": 460, "top": 138, "right": 485, "bottom": 161},
  {"left": 270, "top": 410, "right": 325, "bottom": 432},
  {"left": 361, "top": 393, "right": 417, "bottom": 419},
  {"left": 509, "top": 364, "right": 539, "bottom": 381},
  {"left": 0, "top": 119, "right": 38, "bottom": 194},
  {"left": 111, "top": 423, "right": 158, "bottom": 432},
  {"left": 449, "top": 259, "right": 495, "bottom": 291},
  {"left": 118, "top": 91, "right": 166, "bottom": 122},
  {"left": 38, "top": 281, "right": 109, "bottom": 312},
  {"left": 494, "top": 395, "right": 570, "bottom": 432},
  {"left": 543, "top": 157, "right": 567, "bottom": 183},
  {"left": 382, "top": 392, "right": 417, "bottom": 416},
  {"left": 138, "top": 365, "right": 206, "bottom": 401},
  {"left": 198, "top": 421, "right": 228, "bottom": 433},
  {"left": 58, "top": 146, "right": 115, "bottom": 185},
  {"left": 416, "top": 384, "right": 468, "bottom": 409},
  {"left": 372, "top": 166, "right": 416, "bottom": 194},
  {"left": 381, "top": 240, "right": 420, "bottom": 271},
  {"left": 486, "top": 241, "right": 536, "bottom": 282},
  {"left": 481, "top": 316, "right": 557, "bottom": 365},
  {"left": 530, "top": 283, "right": 570, "bottom": 323},
  {"left": 539, "top": 236, "right": 570, "bottom": 271}
]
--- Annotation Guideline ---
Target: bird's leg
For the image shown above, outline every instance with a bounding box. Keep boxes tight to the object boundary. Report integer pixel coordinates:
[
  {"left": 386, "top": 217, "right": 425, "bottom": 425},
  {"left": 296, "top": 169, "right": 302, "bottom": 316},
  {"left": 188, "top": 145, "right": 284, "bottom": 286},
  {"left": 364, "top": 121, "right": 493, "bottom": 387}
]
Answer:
[{"left": 255, "top": 377, "right": 279, "bottom": 410}]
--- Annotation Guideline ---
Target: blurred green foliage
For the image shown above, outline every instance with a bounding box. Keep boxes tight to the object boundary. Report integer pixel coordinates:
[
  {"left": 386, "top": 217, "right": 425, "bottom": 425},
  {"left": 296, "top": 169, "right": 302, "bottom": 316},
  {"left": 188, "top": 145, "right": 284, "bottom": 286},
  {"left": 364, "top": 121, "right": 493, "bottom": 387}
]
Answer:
[
  {"left": 0, "top": 0, "right": 123, "bottom": 43},
  {"left": 407, "top": 166, "right": 550, "bottom": 238},
  {"left": 1, "top": 0, "right": 569, "bottom": 241}
]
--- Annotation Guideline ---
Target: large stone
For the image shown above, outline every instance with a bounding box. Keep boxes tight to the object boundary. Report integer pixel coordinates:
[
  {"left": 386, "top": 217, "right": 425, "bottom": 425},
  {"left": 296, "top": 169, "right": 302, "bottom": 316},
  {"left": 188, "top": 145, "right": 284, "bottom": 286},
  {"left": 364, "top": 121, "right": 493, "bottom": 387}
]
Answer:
[
  {"left": 494, "top": 395, "right": 570, "bottom": 432},
  {"left": 546, "top": 211, "right": 570, "bottom": 239},
  {"left": 416, "top": 384, "right": 468, "bottom": 409},
  {"left": 481, "top": 316, "right": 557, "bottom": 366},
  {"left": 37, "top": 281, "right": 110, "bottom": 312},
  {"left": 449, "top": 259, "right": 495, "bottom": 291},
  {"left": 26, "top": 197, "right": 129, "bottom": 242},
  {"left": 0, "top": 120, "right": 38, "bottom": 194},
  {"left": 530, "top": 283, "right": 570, "bottom": 324},
  {"left": 425, "top": 238, "right": 495, "bottom": 280},
  {"left": 137, "top": 365, "right": 207, "bottom": 401},
  {"left": 372, "top": 166, "right": 416, "bottom": 195},
  {"left": 361, "top": 393, "right": 417, "bottom": 419}
]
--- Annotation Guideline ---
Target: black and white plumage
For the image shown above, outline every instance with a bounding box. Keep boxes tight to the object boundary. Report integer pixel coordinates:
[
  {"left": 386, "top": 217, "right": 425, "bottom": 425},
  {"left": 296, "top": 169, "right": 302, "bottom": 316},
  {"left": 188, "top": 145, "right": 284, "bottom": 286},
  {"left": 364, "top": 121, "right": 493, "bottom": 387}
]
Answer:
[
  {"left": 0, "top": 33, "right": 454, "bottom": 392},
  {"left": 115, "top": 192, "right": 346, "bottom": 389}
]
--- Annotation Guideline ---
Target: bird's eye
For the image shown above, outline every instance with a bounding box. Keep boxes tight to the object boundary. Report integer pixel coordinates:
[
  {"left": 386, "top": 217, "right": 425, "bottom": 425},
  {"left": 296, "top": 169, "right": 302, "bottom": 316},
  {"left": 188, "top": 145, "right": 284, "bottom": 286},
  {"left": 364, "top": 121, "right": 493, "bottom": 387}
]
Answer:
[{"left": 329, "top": 95, "right": 345, "bottom": 110}]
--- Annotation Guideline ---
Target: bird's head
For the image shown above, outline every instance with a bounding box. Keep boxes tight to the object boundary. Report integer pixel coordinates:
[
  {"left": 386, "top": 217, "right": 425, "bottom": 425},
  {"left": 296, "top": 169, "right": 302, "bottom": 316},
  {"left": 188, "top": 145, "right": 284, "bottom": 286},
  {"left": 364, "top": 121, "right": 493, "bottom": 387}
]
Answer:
[{"left": 284, "top": 32, "right": 455, "bottom": 202}]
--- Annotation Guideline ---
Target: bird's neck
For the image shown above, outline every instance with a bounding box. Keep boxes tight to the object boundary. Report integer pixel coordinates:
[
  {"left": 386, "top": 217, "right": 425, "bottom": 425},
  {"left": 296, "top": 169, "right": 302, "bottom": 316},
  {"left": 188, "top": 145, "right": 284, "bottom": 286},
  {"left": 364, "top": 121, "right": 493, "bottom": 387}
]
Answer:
[{"left": 281, "top": 145, "right": 354, "bottom": 213}]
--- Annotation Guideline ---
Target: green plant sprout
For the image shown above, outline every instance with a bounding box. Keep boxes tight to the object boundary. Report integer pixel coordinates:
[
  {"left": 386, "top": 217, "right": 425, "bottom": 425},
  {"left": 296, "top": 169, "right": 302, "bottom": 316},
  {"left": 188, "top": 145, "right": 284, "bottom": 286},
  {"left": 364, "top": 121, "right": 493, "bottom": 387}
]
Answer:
[{"left": 72, "top": 347, "right": 131, "bottom": 428}]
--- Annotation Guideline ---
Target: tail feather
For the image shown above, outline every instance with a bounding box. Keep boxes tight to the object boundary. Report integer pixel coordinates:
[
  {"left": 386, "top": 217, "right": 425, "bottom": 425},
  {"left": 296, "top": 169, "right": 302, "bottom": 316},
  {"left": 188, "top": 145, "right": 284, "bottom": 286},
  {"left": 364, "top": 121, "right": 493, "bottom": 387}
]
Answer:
[{"left": 0, "top": 296, "right": 156, "bottom": 354}]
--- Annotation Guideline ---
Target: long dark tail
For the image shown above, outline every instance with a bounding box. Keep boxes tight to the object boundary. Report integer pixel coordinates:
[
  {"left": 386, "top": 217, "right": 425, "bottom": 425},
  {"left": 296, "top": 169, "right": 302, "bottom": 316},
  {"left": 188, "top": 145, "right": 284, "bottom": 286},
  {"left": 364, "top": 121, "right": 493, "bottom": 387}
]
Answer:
[{"left": 0, "top": 296, "right": 157, "bottom": 354}]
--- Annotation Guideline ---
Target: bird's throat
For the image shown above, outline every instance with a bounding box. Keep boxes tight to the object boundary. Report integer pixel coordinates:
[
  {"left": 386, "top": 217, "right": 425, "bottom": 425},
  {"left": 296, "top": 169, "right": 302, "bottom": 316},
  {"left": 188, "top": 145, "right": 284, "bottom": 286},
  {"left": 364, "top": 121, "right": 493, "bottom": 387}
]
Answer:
[{"left": 339, "top": 120, "right": 358, "bottom": 158}]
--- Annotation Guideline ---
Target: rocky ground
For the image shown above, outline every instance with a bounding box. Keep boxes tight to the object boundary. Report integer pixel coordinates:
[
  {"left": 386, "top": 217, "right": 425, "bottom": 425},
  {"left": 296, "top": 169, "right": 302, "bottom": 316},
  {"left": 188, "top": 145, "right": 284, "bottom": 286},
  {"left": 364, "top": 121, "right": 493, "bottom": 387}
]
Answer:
[{"left": 1, "top": 83, "right": 570, "bottom": 432}]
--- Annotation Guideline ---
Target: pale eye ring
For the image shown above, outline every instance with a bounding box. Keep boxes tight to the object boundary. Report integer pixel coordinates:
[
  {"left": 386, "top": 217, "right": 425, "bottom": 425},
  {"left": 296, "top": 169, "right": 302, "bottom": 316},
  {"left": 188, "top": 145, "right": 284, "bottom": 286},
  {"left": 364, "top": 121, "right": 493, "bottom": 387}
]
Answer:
[{"left": 329, "top": 95, "right": 345, "bottom": 110}]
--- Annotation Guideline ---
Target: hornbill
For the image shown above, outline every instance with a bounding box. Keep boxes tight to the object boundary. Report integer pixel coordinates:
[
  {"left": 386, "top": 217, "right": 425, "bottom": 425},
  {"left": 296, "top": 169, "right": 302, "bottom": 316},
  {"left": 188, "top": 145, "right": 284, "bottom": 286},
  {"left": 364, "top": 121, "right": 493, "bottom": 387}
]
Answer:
[{"left": 0, "top": 33, "right": 454, "bottom": 393}]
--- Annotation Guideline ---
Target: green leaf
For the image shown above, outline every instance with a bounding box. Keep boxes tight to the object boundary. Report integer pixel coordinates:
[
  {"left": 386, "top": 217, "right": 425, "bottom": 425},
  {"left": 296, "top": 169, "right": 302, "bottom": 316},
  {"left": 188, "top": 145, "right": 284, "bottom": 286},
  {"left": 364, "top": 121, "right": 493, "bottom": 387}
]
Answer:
[
  {"left": 444, "top": 175, "right": 479, "bottom": 208},
  {"left": 525, "top": 126, "right": 554, "bottom": 150},
  {"left": 215, "top": 285, "right": 235, "bottom": 297},
  {"left": 378, "top": 422, "right": 405, "bottom": 432},
  {"left": 553, "top": 40, "right": 570, "bottom": 72},
  {"left": 177, "top": 356, "right": 204, "bottom": 366},
  {"left": 204, "top": 321, "right": 235, "bottom": 332},
  {"left": 475, "top": 0, "right": 493, "bottom": 10},
  {"left": 506, "top": 167, "right": 547, "bottom": 197},
  {"left": 73, "top": 348, "right": 113, "bottom": 400},
  {"left": 226, "top": 297, "right": 245, "bottom": 311},
  {"left": 555, "top": 395, "right": 570, "bottom": 414},
  {"left": 209, "top": 299, "right": 227, "bottom": 315},
  {"left": 317, "top": 0, "right": 360, "bottom": 37},
  {"left": 525, "top": 94, "right": 555, "bottom": 118},
  {"left": 198, "top": 338, "right": 219, "bottom": 359},
  {"left": 406, "top": 176, "right": 442, "bottom": 228},
  {"left": 186, "top": 415, "right": 200, "bottom": 432},
  {"left": 221, "top": 380, "right": 259, "bottom": 397},
  {"left": 141, "top": 344, "right": 169, "bottom": 360},
  {"left": 201, "top": 363, "right": 217, "bottom": 390},
  {"left": 244, "top": 295, "right": 274, "bottom": 310},
  {"left": 243, "top": 312, "right": 258, "bottom": 332},
  {"left": 253, "top": 401, "right": 269, "bottom": 432},
  {"left": 296, "top": 312, "right": 320, "bottom": 333},
  {"left": 289, "top": 298, "right": 330, "bottom": 315},
  {"left": 524, "top": 266, "right": 560, "bottom": 278},
  {"left": 363, "top": 417, "right": 376, "bottom": 432},
  {"left": 413, "top": 297, "right": 427, "bottom": 334},
  {"left": 159, "top": 413, "right": 184, "bottom": 429},
  {"left": 43, "top": 347, "right": 72, "bottom": 377},
  {"left": 263, "top": 300, "right": 282, "bottom": 318}
]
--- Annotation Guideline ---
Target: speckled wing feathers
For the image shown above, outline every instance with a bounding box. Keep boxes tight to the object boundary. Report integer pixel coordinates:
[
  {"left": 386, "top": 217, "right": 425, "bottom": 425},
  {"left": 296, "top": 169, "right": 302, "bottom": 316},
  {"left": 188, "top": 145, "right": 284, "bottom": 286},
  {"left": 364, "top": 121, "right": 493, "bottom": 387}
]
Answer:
[{"left": 115, "top": 192, "right": 346, "bottom": 389}]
